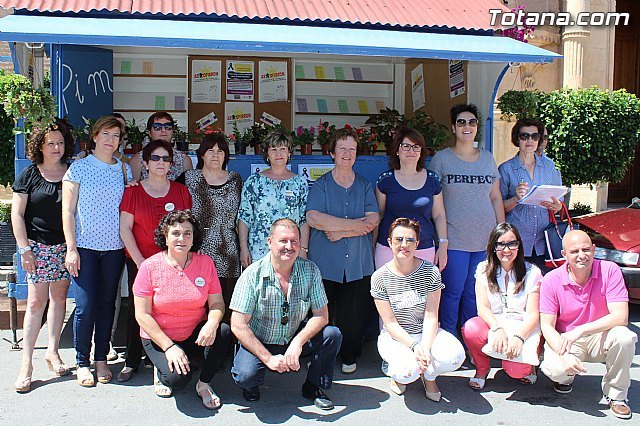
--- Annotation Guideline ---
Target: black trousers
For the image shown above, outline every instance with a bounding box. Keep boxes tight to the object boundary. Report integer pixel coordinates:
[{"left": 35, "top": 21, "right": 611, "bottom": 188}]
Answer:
[
  {"left": 323, "top": 276, "right": 372, "bottom": 365},
  {"left": 124, "top": 257, "right": 144, "bottom": 368}
]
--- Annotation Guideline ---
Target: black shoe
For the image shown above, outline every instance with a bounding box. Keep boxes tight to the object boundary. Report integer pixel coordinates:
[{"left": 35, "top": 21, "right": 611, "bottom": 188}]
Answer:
[
  {"left": 242, "top": 388, "right": 260, "bottom": 402},
  {"left": 302, "top": 387, "right": 334, "bottom": 411},
  {"left": 143, "top": 357, "right": 153, "bottom": 369},
  {"left": 553, "top": 382, "right": 573, "bottom": 394}
]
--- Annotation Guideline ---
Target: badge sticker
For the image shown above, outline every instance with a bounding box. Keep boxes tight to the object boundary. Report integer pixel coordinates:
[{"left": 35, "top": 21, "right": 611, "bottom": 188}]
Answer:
[
  {"left": 284, "top": 190, "right": 294, "bottom": 197},
  {"left": 165, "top": 202, "right": 175, "bottom": 212},
  {"left": 195, "top": 277, "right": 205, "bottom": 287}
]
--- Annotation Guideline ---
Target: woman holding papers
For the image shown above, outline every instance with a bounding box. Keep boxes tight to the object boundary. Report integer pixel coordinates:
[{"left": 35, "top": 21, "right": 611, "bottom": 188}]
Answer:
[{"left": 498, "top": 119, "right": 562, "bottom": 273}]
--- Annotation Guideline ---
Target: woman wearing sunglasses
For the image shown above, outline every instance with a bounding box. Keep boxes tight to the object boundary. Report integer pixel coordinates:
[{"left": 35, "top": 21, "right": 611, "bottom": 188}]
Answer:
[
  {"left": 130, "top": 112, "right": 193, "bottom": 181},
  {"left": 498, "top": 119, "right": 562, "bottom": 273},
  {"left": 461, "top": 223, "right": 542, "bottom": 390},
  {"left": 375, "top": 127, "right": 447, "bottom": 271},
  {"left": 427, "top": 104, "right": 505, "bottom": 339},
  {"left": 117, "top": 139, "right": 192, "bottom": 382},
  {"left": 372, "top": 218, "right": 465, "bottom": 400}
]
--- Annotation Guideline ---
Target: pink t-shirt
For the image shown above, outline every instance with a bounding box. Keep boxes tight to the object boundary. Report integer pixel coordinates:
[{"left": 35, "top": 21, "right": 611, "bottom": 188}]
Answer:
[
  {"left": 133, "top": 252, "right": 221, "bottom": 341},
  {"left": 539, "top": 259, "right": 628, "bottom": 333}
]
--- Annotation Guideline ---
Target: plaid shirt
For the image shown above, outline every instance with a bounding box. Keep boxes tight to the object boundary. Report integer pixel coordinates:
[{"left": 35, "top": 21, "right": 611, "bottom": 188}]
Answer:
[{"left": 230, "top": 255, "right": 328, "bottom": 345}]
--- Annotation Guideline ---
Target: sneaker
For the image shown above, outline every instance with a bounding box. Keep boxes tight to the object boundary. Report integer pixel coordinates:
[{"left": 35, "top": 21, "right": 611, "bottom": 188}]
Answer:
[
  {"left": 553, "top": 382, "right": 573, "bottom": 394},
  {"left": 606, "top": 397, "right": 632, "bottom": 419},
  {"left": 341, "top": 363, "right": 357, "bottom": 374}
]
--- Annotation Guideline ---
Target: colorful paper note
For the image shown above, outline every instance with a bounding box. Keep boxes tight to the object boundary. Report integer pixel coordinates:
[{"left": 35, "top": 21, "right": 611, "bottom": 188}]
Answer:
[
  {"left": 317, "top": 99, "right": 328, "bottom": 113},
  {"left": 337, "top": 99, "right": 349, "bottom": 113},
  {"left": 120, "top": 61, "right": 131, "bottom": 74},
  {"left": 295, "top": 65, "right": 305, "bottom": 79},
  {"left": 352, "top": 67, "right": 363, "bottom": 81},
  {"left": 334, "top": 67, "right": 345, "bottom": 80},
  {"left": 296, "top": 98, "right": 308, "bottom": 112},
  {"left": 142, "top": 61, "right": 153, "bottom": 75},
  {"left": 155, "top": 96, "right": 166, "bottom": 110},
  {"left": 375, "top": 100, "right": 385, "bottom": 112},
  {"left": 174, "top": 96, "right": 185, "bottom": 111},
  {"left": 357, "top": 100, "right": 369, "bottom": 114},
  {"left": 314, "top": 66, "right": 326, "bottom": 79}
]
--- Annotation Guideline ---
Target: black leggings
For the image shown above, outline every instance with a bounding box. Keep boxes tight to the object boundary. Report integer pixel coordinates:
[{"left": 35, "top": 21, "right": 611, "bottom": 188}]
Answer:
[{"left": 142, "top": 321, "right": 232, "bottom": 389}]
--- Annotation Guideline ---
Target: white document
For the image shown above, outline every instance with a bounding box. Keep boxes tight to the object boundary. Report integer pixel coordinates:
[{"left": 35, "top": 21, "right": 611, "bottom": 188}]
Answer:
[{"left": 517, "top": 185, "right": 569, "bottom": 205}]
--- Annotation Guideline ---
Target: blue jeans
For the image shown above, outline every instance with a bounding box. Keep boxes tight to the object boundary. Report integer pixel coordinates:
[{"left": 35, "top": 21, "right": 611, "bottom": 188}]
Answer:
[
  {"left": 73, "top": 248, "right": 125, "bottom": 367},
  {"left": 439, "top": 249, "right": 486, "bottom": 337},
  {"left": 232, "top": 326, "right": 342, "bottom": 392}
]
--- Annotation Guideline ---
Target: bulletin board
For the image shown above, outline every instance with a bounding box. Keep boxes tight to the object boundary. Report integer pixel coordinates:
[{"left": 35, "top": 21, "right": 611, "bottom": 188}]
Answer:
[{"left": 188, "top": 55, "right": 293, "bottom": 134}]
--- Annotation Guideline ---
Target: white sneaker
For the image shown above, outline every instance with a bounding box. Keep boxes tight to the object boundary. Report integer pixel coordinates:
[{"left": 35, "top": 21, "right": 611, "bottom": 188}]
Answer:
[{"left": 341, "top": 363, "right": 357, "bottom": 374}]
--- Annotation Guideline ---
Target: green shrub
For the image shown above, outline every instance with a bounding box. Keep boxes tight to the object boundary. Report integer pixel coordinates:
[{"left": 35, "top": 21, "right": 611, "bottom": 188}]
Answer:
[
  {"left": 0, "top": 202, "right": 10, "bottom": 223},
  {"left": 569, "top": 201, "right": 593, "bottom": 216}
]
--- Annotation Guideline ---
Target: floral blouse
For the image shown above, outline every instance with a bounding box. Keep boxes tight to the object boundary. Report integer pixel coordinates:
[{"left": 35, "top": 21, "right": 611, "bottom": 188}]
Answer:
[{"left": 238, "top": 172, "right": 308, "bottom": 261}]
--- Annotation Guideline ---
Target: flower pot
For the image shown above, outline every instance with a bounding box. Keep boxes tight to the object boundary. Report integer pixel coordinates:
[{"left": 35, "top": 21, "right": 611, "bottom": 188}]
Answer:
[
  {"left": 176, "top": 141, "right": 190, "bottom": 152},
  {"left": 321, "top": 145, "right": 330, "bottom": 155},
  {"left": 300, "top": 144, "right": 313, "bottom": 155},
  {"left": 131, "top": 143, "right": 143, "bottom": 154},
  {"left": 359, "top": 146, "right": 372, "bottom": 155},
  {"left": 254, "top": 145, "right": 262, "bottom": 155},
  {"left": 79, "top": 141, "right": 91, "bottom": 152},
  {"left": 234, "top": 142, "right": 247, "bottom": 155}
]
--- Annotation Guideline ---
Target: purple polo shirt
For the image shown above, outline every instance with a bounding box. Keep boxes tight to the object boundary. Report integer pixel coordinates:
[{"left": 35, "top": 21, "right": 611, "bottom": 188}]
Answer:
[{"left": 539, "top": 259, "right": 628, "bottom": 333}]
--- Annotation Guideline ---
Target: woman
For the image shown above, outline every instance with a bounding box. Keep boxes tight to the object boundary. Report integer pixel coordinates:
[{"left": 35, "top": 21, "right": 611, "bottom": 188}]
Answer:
[
  {"left": 306, "top": 127, "right": 379, "bottom": 374},
  {"left": 62, "top": 115, "right": 131, "bottom": 387},
  {"left": 499, "top": 119, "right": 562, "bottom": 273},
  {"left": 371, "top": 218, "right": 465, "bottom": 399},
  {"left": 12, "top": 119, "right": 74, "bottom": 392},
  {"left": 133, "top": 210, "right": 231, "bottom": 409},
  {"left": 130, "top": 112, "right": 193, "bottom": 181},
  {"left": 375, "top": 127, "right": 447, "bottom": 270},
  {"left": 117, "top": 139, "right": 192, "bottom": 382},
  {"left": 177, "top": 132, "right": 242, "bottom": 322},
  {"left": 427, "top": 104, "right": 505, "bottom": 337},
  {"left": 238, "top": 129, "right": 309, "bottom": 266},
  {"left": 461, "top": 223, "right": 542, "bottom": 389}
]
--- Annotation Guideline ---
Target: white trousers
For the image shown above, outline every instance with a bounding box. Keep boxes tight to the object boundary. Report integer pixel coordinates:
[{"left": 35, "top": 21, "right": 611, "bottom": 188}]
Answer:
[{"left": 378, "top": 328, "right": 466, "bottom": 384}]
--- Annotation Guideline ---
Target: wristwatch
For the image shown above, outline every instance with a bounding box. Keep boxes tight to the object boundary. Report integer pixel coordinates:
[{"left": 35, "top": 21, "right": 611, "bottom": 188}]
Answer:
[
  {"left": 300, "top": 247, "right": 309, "bottom": 254},
  {"left": 18, "top": 246, "right": 32, "bottom": 255}
]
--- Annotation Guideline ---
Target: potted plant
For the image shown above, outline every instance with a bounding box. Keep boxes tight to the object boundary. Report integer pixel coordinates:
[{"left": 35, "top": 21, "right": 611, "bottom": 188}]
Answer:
[
  {"left": 125, "top": 118, "right": 146, "bottom": 154},
  {"left": 72, "top": 116, "right": 96, "bottom": 152},
  {"left": 355, "top": 127, "right": 378, "bottom": 155},
  {"left": 406, "top": 111, "right": 451, "bottom": 155},
  {"left": 496, "top": 89, "right": 544, "bottom": 122},
  {"left": 293, "top": 125, "right": 315, "bottom": 155},
  {"left": 248, "top": 122, "right": 269, "bottom": 155},
  {"left": 230, "top": 122, "right": 247, "bottom": 155},
  {"left": 365, "top": 108, "right": 405, "bottom": 155},
  {"left": 0, "top": 71, "right": 57, "bottom": 134},
  {"left": 173, "top": 126, "right": 191, "bottom": 152},
  {"left": 317, "top": 120, "right": 335, "bottom": 155}
]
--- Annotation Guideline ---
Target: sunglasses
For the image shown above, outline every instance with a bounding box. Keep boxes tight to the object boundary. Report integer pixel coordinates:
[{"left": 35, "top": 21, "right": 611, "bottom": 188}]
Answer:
[
  {"left": 518, "top": 132, "right": 541, "bottom": 142},
  {"left": 149, "top": 154, "right": 172, "bottom": 163},
  {"left": 392, "top": 236, "right": 418, "bottom": 246},
  {"left": 281, "top": 301, "right": 289, "bottom": 326},
  {"left": 495, "top": 240, "right": 520, "bottom": 251},
  {"left": 399, "top": 143, "right": 422, "bottom": 152},
  {"left": 456, "top": 118, "right": 478, "bottom": 127},
  {"left": 151, "top": 123, "right": 174, "bottom": 131}
]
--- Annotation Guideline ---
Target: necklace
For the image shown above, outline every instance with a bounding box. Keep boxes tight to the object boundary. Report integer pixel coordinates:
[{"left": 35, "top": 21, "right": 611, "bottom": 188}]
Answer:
[{"left": 165, "top": 252, "right": 190, "bottom": 276}]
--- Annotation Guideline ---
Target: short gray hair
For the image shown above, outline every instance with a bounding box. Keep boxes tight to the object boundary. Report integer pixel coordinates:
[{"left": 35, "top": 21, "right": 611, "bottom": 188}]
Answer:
[
  {"left": 269, "top": 218, "right": 300, "bottom": 237},
  {"left": 261, "top": 129, "right": 294, "bottom": 163}
]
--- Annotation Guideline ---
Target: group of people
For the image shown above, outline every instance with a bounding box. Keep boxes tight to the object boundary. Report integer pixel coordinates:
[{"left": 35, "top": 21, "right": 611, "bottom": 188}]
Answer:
[{"left": 10, "top": 105, "right": 636, "bottom": 419}]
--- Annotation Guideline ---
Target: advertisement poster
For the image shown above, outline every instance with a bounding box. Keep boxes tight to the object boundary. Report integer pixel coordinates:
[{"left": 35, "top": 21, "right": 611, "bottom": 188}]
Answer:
[
  {"left": 449, "top": 60, "right": 466, "bottom": 98},
  {"left": 191, "top": 60, "right": 221, "bottom": 103},
  {"left": 411, "top": 64, "right": 426, "bottom": 112},
  {"left": 226, "top": 61, "right": 254, "bottom": 101},
  {"left": 298, "top": 164, "right": 334, "bottom": 187},
  {"left": 258, "top": 61, "right": 288, "bottom": 103},
  {"left": 224, "top": 102, "right": 254, "bottom": 135}
]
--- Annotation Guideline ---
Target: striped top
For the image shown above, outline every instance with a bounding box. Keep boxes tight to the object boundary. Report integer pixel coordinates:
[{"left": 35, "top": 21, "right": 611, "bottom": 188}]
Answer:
[{"left": 370, "top": 260, "right": 444, "bottom": 334}]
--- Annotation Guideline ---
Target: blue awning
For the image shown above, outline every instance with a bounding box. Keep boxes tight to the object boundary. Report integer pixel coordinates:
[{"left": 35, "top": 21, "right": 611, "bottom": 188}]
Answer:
[{"left": 0, "top": 15, "right": 559, "bottom": 63}]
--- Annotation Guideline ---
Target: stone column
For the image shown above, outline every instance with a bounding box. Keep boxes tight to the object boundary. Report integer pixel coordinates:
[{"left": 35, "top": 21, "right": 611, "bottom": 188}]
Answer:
[{"left": 562, "top": 0, "right": 591, "bottom": 88}]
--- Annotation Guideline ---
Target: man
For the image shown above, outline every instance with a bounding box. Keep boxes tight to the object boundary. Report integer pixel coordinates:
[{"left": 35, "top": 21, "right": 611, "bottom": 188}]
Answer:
[
  {"left": 535, "top": 127, "right": 548, "bottom": 157},
  {"left": 230, "top": 218, "right": 342, "bottom": 410},
  {"left": 540, "top": 230, "right": 637, "bottom": 419}
]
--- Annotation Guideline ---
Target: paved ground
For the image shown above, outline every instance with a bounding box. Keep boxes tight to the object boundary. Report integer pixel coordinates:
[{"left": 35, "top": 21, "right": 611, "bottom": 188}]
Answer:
[{"left": 1, "top": 302, "right": 639, "bottom": 425}]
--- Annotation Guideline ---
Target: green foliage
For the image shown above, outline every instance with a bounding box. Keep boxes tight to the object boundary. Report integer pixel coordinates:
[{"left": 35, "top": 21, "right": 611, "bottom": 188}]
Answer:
[
  {"left": 497, "top": 89, "right": 544, "bottom": 122},
  {"left": 0, "top": 202, "right": 10, "bottom": 223},
  {"left": 365, "top": 108, "right": 450, "bottom": 151},
  {"left": 569, "top": 201, "right": 593, "bottom": 216},
  {"left": 0, "top": 71, "right": 57, "bottom": 132},
  {"left": 125, "top": 118, "right": 147, "bottom": 147}
]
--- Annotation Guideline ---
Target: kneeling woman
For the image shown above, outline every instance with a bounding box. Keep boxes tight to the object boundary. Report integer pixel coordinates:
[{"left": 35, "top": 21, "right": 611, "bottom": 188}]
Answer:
[
  {"left": 371, "top": 218, "right": 465, "bottom": 400},
  {"left": 133, "top": 210, "right": 232, "bottom": 409},
  {"left": 461, "top": 223, "right": 542, "bottom": 390}
]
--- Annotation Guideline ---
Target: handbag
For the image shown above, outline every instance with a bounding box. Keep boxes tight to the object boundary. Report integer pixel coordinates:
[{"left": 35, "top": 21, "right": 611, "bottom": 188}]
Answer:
[
  {"left": 482, "top": 313, "right": 540, "bottom": 366},
  {"left": 543, "top": 202, "right": 578, "bottom": 269}
]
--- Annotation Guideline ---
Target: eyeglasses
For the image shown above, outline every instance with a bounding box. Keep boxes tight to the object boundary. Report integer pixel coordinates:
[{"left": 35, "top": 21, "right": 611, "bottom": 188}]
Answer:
[
  {"left": 151, "top": 123, "right": 174, "bottom": 131},
  {"left": 495, "top": 240, "right": 520, "bottom": 251},
  {"left": 149, "top": 154, "right": 172, "bottom": 163},
  {"left": 392, "top": 236, "right": 418, "bottom": 246},
  {"left": 456, "top": 118, "right": 478, "bottom": 127},
  {"left": 518, "top": 132, "right": 541, "bottom": 142},
  {"left": 281, "top": 301, "right": 289, "bottom": 326},
  {"left": 399, "top": 143, "right": 422, "bottom": 152}
]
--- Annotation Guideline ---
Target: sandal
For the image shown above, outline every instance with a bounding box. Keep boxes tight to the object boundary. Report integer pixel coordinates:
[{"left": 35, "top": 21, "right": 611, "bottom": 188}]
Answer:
[
  {"left": 196, "top": 380, "right": 222, "bottom": 410},
  {"left": 519, "top": 373, "right": 538, "bottom": 385},
  {"left": 95, "top": 361, "right": 112, "bottom": 384},
  {"left": 45, "top": 355, "right": 71, "bottom": 377},
  {"left": 77, "top": 366, "right": 95, "bottom": 387},
  {"left": 389, "top": 379, "right": 406, "bottom": 395},
  {"left": 154, "top": 367, "right": 173, "bottom": 398},
  {"left": 469, "top": 376, "right": 486, "bottom": 390},
  {"left": 15, "top": 376, "right": 32, "bottom": 393}
]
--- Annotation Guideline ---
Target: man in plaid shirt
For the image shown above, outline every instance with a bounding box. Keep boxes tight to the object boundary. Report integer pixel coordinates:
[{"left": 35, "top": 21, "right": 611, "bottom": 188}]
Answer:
[{"left": 230, "top": 218, "right": 343, "bottom": 410}]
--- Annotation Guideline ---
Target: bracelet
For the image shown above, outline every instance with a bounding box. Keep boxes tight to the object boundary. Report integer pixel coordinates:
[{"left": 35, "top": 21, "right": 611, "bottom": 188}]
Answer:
[
  {"left": 513, "top": 334, "right": 525, "bottom": 344},
  {"left": 438, "top": 238, "right": 448, "bottom": 244},
  {"left": 164, "top": 343, "right": 176, "bottom": 352},
  {"left": 409, "top": 341, "right": 419, "bottom": 352},
  {"left": 491, "top": 326, "right": 504, "bottom": 332},
  {"left": 300, "top": 247, "right": 309, "bottom": 254}
]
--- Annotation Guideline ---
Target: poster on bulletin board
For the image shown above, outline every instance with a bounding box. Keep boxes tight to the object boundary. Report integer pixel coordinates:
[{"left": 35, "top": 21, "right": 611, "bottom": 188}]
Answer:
[
  {"left": 259, "top": 61, "right": 288, "bottom": 103},
  {"left": 226, "top": 61, "right": 254, "bottom": 101},
  {"left": 191, "top": 60, "right": 221, "bottom": 103},
  {"left": 449, "top": 60, "right": 466, "bottom": 98},
  {"left": 411, "top": 64, "right": 426, "bottom": 112},
  {"left": 224, "top": 102, "right": 254, "bottom": 134}
]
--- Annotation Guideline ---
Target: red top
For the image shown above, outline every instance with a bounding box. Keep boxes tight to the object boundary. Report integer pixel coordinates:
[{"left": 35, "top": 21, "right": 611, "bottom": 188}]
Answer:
[
  {"left": 120, "top": 181, "right": 192, "bottom": 259},
  {"left": 133, "top": 252, "right": 221, "bottom": 341}
]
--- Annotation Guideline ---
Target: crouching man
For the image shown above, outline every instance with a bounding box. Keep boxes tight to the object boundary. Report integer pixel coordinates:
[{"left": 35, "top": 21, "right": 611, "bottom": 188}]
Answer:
[{"left": 540, "top": 230, "right": 637, "bottom": 419}]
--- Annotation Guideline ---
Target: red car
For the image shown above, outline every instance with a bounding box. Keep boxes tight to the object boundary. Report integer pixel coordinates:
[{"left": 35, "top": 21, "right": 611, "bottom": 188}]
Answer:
[{"left": 574, "top": 199, "right": 640, "bottom": 304}]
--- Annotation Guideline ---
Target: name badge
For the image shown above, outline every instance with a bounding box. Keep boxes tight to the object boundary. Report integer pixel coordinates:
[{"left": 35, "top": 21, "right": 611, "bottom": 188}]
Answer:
[
  {"left": 165, "top": 202, "right": 175, "bottom": 212},
  {"left": 284, "top": 190, "right": 294, "bottom": 198},
  {"left": 195, "top": 277, "right": 205, "bottom": 287}
]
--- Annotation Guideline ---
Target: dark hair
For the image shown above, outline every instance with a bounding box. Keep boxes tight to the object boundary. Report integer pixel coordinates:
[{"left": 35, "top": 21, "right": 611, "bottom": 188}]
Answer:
[
  {"left": 154, "top": 210, "right": 203, "bottom": 252},
  {"left": 261, "top": 129, "right": 294, "bottom": 164},
  {"left": 387, "top": 217, "right": 421, "bottom": 241},
  {"left": 142, "top": 139, "right": 174, "bottom": 163},
  {"left": 450, "top": 103, "right": 479, "bottom": 125},
  {"left": 485, "top": 222, "right": 527, "bottom": 295},
  {"left": 388, "top": 127, "right": 427, "bottom": 171},
  {"left": 27, "top": 118, "right": 74, "bottom": 164},
  {"left": 329, "top": 127, "right": 359, "bottom": 155},
  {"left": 91, "top": 115, "right": 126, "bottom": 143},
  {"left": 510, "top": 118, "right": 544, "bottom": 147},
  {"left": 196, "top": 133, "right": 230, "bottom": 170},
  {"left": 146, "top": 111, "right": 175, "bottom": 131},
  {"left": 110, "top": 112, "right": 125, "bottom": 122}
]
